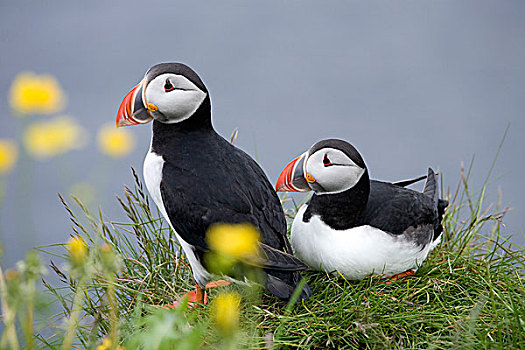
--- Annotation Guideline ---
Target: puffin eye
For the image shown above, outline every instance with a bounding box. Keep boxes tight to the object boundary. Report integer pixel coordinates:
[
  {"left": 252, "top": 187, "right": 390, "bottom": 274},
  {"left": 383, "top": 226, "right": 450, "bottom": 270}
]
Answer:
[
  {"left": 323, "top": 154, "right": 332, "bottom": 167},
  {"left": 164, "top": 79, "right": 175, "bottom": 92}
]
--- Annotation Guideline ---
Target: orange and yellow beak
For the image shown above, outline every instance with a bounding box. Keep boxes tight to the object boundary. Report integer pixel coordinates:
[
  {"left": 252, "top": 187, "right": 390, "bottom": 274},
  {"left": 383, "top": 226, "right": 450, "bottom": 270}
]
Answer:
[
  {"left": 275, "top": 152, "right": 311, "bottom": 192},
  {"left": 116, "top": 79, "right": 154, "bottom": 127}
]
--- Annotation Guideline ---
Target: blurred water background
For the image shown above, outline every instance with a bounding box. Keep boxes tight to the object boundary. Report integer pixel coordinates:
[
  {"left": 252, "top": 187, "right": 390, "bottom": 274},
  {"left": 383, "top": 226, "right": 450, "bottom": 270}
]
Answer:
[{"left": 1, "top": 1, "right": 524, "bottom": 268}]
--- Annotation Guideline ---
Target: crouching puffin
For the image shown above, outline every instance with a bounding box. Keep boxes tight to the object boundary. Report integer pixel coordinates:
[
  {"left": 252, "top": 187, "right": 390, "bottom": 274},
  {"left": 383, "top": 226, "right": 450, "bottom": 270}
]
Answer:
[
  {"left": 276, "top": 139, "right": 448, "bottom": 280},
  {"left": 116, "top": 62, "right": 311, "bottom": 303}
]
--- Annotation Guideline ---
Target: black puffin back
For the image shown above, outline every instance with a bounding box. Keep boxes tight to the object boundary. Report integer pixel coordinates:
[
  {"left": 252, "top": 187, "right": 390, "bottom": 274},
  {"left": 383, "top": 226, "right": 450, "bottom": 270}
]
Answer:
[
  {"left": 363, "top": 169, "right": 447, "bottom": 244},
  {"left": 152, "top": 121, "right": 309, "bottom": 301},
  {"left": 363, "top": 182, "right": 435, "bottom": 235},
  {"left": 153, "top": 124, "right": 284, "bottom": 245}
]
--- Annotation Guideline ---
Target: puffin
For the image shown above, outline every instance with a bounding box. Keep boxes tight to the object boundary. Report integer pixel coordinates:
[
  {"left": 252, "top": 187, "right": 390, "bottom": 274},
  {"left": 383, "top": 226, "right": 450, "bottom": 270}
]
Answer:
[
  {"left": 275, "top": 139, "right": 448, "bottom": 280},
  {"left": 115, "top": 62, "right": 311, "bottom": 303}
]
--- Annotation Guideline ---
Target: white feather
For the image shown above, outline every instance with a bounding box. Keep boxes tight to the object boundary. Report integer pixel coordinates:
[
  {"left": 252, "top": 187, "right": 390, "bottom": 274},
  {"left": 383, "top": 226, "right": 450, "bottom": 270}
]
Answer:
[{"left": 290, "top": 205, "right": 434, "bottom": 280}]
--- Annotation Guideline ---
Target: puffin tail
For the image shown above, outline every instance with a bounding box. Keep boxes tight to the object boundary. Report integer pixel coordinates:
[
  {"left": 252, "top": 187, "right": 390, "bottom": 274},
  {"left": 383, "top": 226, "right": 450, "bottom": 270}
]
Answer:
[
  {"left": 422, "top": 168, "right": 439, "bottom": 205},
  {"left": 257, "top": 243, "right": 310, "bottom": 271},
  {"left": 265, "top": 272, "right": 311, "bottom": 302},
  {"left": 423, "top": 168, "right": 449, "bottom": 243},
  {"left": 257, "top": 241, "right": 311, "bottom": 302}
]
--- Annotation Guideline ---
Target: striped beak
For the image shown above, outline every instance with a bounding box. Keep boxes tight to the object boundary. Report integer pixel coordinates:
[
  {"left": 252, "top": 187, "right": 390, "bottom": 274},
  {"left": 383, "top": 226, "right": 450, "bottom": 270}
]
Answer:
[
  {"left": 276, "top": 152, "right": 311, "bottom": 192},
  {"left": 116, "top": 79, "right": 154, "bottom": 127}
]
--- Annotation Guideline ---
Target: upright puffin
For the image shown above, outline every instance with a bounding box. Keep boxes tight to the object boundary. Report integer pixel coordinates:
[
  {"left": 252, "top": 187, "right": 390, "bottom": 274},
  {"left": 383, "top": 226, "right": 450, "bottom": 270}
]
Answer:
[
  {"left": 116, "top": 62, "right": 311, "bottom": 303},
  {"left": 276, "top": 139, "right": 448, "bottom": 280}
]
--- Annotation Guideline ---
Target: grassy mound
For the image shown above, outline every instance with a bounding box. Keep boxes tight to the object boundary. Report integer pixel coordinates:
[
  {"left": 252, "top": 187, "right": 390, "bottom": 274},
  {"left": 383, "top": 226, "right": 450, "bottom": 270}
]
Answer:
[{"left": 1, "top": 167, "right": 523, "bottom": 349}]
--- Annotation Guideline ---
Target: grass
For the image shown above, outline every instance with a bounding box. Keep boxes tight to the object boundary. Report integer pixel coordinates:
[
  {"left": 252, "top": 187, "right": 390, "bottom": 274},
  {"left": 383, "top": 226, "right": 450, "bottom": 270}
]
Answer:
[{"left": 1, "top": 162, "right": 524, "bottom": 349}]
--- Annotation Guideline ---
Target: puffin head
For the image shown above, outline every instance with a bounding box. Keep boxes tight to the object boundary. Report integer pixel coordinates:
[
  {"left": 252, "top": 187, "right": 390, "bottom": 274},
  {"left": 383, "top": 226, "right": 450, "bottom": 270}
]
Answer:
[
  {"left": 276, "top": 139, "right": 368, "bottom": 195},
  {"left": 116, "top": 62, "right": 209, "bottom": 127}
]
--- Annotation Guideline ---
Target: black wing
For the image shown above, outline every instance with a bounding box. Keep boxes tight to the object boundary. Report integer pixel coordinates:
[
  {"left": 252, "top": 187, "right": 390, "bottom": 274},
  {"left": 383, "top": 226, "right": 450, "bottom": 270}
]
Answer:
[
  {"left": 159, "top": 135, "right": 296, "bottom": 270},
  {"left": 363, "top": 179, "right": 438, "bottom": 236},
  {"left": 233, "top": 146, "right": 290, "bottom": 250}
]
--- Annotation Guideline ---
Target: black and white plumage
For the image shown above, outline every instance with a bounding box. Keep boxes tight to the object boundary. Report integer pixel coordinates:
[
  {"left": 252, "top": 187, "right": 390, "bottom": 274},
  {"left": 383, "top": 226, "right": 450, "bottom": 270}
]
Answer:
[
  {"left": 276, "top": 139, "right": 448, "bottom": 280},
  {"left": 116, "top": 62, "right": 311, "bottom": 301}
]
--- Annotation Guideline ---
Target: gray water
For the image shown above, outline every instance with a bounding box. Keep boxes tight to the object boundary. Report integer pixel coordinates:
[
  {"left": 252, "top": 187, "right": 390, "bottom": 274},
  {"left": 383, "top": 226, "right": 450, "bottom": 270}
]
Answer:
[{"left": 1, "top": 1, "right": 524, "bottom": 268}]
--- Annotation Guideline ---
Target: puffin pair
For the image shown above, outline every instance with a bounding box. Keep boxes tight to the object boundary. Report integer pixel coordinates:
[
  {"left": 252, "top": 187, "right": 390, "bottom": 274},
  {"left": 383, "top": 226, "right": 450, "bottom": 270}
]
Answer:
[
  {"left": 116, "top": 62, "right": 447, "bottom": 304},
  {"left": 276, "top": 139, "right": 448, "bottom": 280},
  {"left": 116, "top": 63, "right": 311, "bottom": 304}
]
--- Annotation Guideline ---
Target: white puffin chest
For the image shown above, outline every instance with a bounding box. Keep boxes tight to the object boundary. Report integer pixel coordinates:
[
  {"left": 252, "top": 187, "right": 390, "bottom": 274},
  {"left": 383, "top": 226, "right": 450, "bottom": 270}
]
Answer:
[
  {"left": 290, "top": 205, "right": 433, "bottom": 280},
  {"left": 143, "top": 150, "right": 211, "bottom": 285}
]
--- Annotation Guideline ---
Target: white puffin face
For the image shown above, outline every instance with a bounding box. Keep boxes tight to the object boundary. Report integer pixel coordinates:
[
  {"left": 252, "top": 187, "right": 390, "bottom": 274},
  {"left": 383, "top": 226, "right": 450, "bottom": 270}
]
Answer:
[
  {"left": 305, "top": 148, "right": 365, "bottom": 194},
  {"left": 144, "top": 73, "right": 207, "bottom": 123}
]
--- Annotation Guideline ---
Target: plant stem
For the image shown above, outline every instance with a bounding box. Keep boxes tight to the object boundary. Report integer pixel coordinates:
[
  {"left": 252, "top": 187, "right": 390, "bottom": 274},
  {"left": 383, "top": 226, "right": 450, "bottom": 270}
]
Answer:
[
  {"left": 107, "top": 278, "right": 118, "bottom": 350},
  {"left": 62, "top": 278, "right": 86, "bottom": 350},
  {"left": 24, "top": 278, "right": 35, "bottom": 350},
  {"left": 0, "top": 266, "right": 20, "bottom": 350}
]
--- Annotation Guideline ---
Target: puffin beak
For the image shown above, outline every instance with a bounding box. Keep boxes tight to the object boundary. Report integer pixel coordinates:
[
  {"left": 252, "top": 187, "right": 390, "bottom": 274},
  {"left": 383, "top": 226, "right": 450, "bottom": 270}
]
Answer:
[
  {"left": 276, "top": 152, "right": 311, "bottom": 192},
  {"left": 116, "top": 79, "right": 154, "bottom": 127}
]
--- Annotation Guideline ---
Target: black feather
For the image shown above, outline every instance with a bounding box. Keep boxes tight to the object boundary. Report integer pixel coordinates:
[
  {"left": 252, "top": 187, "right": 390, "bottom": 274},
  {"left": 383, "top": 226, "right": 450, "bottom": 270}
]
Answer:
[
  {"left": 256, "top": 243, "right": 309, "bottom": 271},
  {"left": 391, "top": 174, "right": 427, "bottom": 187}
]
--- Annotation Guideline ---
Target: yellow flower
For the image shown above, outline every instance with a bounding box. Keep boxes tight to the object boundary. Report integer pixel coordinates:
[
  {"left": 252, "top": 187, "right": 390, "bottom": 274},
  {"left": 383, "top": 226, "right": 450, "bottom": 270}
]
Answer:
[
  {"left": 97, "top": 123, "right": 135, "bottom": 158},
  {"left": 206, "top": 223, "right": 260, "bottom": 260},
  {"left": 96, "top": 338, "right": 111, "bottom": 350},
  {"left": 96, "top": 338, "right": 124, "bottom": 350},
  {"left": 23, "top": 116, "right": 87, "bottom": 160},
  {"left": 212, "top": 291, "right": 241, "bottom": 336},
  {"left": 100, "top": 243, "right": 119, "bottom": 274},
  {"left": 9, "top": 71, "right": 65, "bottom": 115},
  {"left": 0, "top": 140, "right": 18, "bottom": 175},
  {"left": 67, "top": 236, "right": 87, "bottom": 266}
]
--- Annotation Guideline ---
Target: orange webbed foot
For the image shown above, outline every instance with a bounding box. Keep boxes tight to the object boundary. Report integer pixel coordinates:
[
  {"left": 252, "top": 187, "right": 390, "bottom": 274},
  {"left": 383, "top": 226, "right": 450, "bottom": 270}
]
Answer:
[
  {"left": 164, "top": 280, "right": 231, "bottom": 309},
  {"left": 382, "top": 269, "right": 415, "bottom": 285}
]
